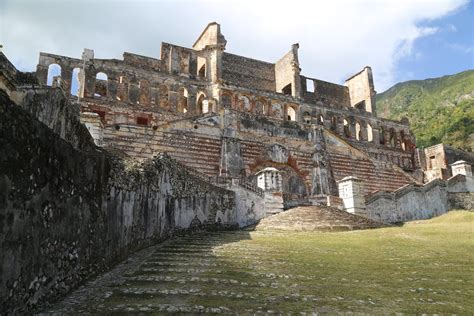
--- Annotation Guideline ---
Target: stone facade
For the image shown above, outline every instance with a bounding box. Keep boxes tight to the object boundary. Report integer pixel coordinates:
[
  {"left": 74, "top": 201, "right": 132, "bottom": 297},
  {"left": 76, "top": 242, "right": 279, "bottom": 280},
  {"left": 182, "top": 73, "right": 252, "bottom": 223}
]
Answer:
[
  {"left": 417, "top": 143, "right": 474, "bottom": 182},
  {"left": 1, "top": 22, "right": 472, "bottom": 314},
  {"left": 364, "top": 171, "right": 474, "bottom": 224},
  {"left": 31, "top": 22, "right": 418, "bottom": 206},
  {"left": 0, "top": 84, "right": 262, "bottom": 314}
]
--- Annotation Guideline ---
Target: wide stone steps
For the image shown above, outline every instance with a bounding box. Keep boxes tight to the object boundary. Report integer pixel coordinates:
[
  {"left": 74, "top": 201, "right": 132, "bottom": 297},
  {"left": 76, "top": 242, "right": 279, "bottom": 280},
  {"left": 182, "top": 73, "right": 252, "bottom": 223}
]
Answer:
[
  {"left": 44, "top": 222, "right": 404, "bottom": 315},
  {"left": 256, "top": 205, "right": 384, "bottom": 231},
  {"left": 40, "top": 230, "right": 298, "bottom": 314},
  {"left": 328, "top": 153, "right": 412, "bottom": 194},
  {"left": 103, "top": 129, "right": 223, "bottom": 176}
]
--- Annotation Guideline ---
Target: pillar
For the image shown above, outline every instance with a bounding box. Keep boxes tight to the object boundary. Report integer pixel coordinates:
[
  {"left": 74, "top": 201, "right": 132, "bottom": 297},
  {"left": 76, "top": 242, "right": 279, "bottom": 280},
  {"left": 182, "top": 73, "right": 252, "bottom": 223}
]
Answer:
[
  {"left": 337, "top": 176, "right": 366, "bottom": 216},
  {"left": 451, "top": 161, "right": 472, "bottom": 177}
]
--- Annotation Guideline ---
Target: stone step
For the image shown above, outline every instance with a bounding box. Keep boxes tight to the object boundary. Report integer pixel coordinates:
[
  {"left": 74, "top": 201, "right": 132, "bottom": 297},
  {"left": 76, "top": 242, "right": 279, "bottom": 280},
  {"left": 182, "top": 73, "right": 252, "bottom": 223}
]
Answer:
[{"left": 256, "top": 205, "right": 385, "bottom": 231}]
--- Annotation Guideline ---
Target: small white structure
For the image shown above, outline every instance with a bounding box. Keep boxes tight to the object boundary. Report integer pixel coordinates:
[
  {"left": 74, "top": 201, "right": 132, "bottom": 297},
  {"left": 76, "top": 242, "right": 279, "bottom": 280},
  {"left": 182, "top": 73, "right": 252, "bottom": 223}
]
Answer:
[
  {"left": 256, "top": 167, "right": 282, "bottom": 192},
  {"left": 80, "top": 112, "right": 104, "bottom": 146},
  {"left": 256, "top": 167, "right": 284, "bottom": 216},
  {"left": 451, "top": 160, "right": 472, "bottom": 177},
  {"left": 337, "top": 176, "right": 366, "bottom": 216}
]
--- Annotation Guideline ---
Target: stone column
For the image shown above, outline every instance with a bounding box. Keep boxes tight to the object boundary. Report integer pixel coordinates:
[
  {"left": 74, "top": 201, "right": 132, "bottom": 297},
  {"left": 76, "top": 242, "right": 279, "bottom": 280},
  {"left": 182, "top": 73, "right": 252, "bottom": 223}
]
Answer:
[
  {"left": 61, "top": 66, "right": 72, "bottom": 93},
  {"left": 337, "top": 176, "right": 366, "bottom": 216},
  {"left": 349, "top": 120, "right": 356, "bottom": 139},
  {"left": 360, "top": 122, "right": 368, "bottom": 141},
  {"left": 372, "top": 127, "right": 380, "bottom": 144}
]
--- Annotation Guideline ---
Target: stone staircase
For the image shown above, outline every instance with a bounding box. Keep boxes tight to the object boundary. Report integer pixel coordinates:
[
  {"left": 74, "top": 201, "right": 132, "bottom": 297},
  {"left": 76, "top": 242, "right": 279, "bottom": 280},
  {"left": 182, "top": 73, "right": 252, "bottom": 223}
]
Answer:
[
  {"left": 255, "top": 205, "right": 384, "bottom": 231},
  {"left": 329, "top": 152, "right": 413, "bottom": 195},
  {"left": 103, "top": 128, "right": 222, "bottom": 176},
  {"left": 264, "top": 192, "right": 284, "bottom": 215}
]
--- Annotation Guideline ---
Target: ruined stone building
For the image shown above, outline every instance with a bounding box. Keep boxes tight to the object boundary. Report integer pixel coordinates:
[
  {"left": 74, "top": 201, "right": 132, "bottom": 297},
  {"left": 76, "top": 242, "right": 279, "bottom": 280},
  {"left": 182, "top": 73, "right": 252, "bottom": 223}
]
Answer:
[
  {"left": 35, "top": 22, "right": 420, "bottom": 202},
  {"left": 1, "top": 22, "right": 473, "bottom": 313}
]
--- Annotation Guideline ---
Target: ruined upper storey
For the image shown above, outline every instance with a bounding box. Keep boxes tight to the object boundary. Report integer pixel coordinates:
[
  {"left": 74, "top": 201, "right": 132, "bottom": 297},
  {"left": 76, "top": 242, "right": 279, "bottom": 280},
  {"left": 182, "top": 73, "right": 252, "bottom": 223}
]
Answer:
[
  {"left": 36, "top": 22, "right": 376, "bottom": 114},
  {"left": 33, "top": 22, "right": 414, "bottom": 162}
]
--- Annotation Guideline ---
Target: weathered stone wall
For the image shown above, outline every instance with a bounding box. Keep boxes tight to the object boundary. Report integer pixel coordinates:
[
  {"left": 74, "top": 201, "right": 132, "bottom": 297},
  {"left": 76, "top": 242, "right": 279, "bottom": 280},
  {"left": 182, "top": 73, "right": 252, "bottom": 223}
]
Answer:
[
  {"left": 448, "top": 192, "right": 474, "bottom": 210},
  {"left": 275, "top": 48, "right": 298, "bottom": 95},
  {"left": 221, "top": 53, "right": 275, "bottom": 91},
  {"left": 34, "top": 44, "right": 417, "bottom": 173},
  {"left": 418, "top": 144, "right": 474, "bottom": 182},
  {"left": 231, "top": 183, "right": 266, "bottom": 227},
  {"left": 301, "top": 77, "right": 351, "bottom": 107},
  {"left": 365, "top": 175, "right": 473, "bottom": 223},
  {"left": 344, "top": 67, "right": 375, "bottom": 113},
  {"left": 0, "top": 90, "right": 237, "bottom": 314},
  {"left": 365, "top": 181, "right": 448, "bottom": 223},
  {"left": 19, "top": 88, "right": 96, "bottom": 150}
]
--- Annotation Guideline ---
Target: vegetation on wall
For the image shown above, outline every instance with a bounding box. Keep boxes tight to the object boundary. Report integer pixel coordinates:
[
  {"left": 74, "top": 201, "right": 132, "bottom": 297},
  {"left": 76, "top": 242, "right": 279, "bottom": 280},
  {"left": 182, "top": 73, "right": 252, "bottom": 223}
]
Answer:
[{"left": 376, "top": 70, "right": 474, "bottom": 151}]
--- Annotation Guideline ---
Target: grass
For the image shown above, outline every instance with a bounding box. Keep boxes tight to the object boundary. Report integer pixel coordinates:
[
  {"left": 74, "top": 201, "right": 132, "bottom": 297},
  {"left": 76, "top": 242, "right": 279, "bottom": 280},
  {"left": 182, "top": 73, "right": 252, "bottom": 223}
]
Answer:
[
  {"left": 195, "top": 210, "right": 474, "bottom": 314},
  {"left": 49, "top": 210, "right": 474, "bottom": 314}
]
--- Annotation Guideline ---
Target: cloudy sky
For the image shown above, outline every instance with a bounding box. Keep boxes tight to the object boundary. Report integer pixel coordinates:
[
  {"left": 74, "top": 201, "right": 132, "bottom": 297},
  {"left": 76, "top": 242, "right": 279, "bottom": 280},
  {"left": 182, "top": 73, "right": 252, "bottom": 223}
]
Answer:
[{"left": 1, "top": 0, "right": 473, "bottom": 91}]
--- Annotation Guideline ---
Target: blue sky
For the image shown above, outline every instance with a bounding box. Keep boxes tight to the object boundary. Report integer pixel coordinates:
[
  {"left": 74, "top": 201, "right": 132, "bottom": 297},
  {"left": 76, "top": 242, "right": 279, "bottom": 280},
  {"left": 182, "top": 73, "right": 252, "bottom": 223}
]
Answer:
[
  {"left": 0, "top": 0, "right": 473, "bottom": 92},
  {"left": 395, "top": 0, "right": 474, "bottom": 83}
]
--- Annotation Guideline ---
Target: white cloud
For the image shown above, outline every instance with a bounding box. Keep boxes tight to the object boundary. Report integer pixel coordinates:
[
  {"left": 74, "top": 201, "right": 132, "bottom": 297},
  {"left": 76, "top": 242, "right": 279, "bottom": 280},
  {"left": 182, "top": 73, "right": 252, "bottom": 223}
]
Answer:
[
  {"left": 446, "top": 23, "right": 458, "bottom": 32},
  {"left": 0, "top": 0, "right": 468, "bottom": 91},
  {"left": 447, "top": 42, "right": 474, "bottom": 54}
]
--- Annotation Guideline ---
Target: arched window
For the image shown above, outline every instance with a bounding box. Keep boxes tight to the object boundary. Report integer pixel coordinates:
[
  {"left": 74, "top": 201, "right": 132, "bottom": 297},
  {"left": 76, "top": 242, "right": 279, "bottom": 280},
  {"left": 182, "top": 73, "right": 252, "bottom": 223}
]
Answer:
[
  {"left": 282, "top": 83, "right": 292, "bottom": 95},
  {"left": 95, "top": 72, "right": 108, "bottom": 97},
  {"left": 221, "top": 93, "right": 233, "bottom": 109},
  {"left": 400, "top": 130, "right": 406, "bottom": 151},
  {"left": 287, "top": 106, "right": 296, "bottom": 121},
  {"left": 198, "top": 65, "right": 206, "bottom": 78},
  {"left": 46, "top": 64, "right": 61, "bottom": 86},
  {"left": 389, "top": 128, "right": 396, "bottom": 147},
  {"left": 343, "top": 119, "right": 350, "bottom": 137},
  {"left": 380, "top": 127, "right": 386, "bottom": 145},
  {"left": 330, "top": 116, "right": 337, "bottom": 131},
  {"left": 367, "top": 123, "right": 373, "bottom": 142},
  {"left": 239, "top": 95, "right": 251, "bottom": 112},
  {"left": 255, "top": 100, "right": 266, "bottom": 115},
  {"left": 318, "top": 115, "right": 324, "bottom": 125},
  {"left": 303, "top": 112, "right": 311, "bottom": 124},
  {"left": 197, "top": 56, "right": 206, "bottom": 79},
  {"left": 70, "top": 67, "right": 80, "bottom": 96},
  {"left": 197, "top": 93, "right": 208, "bottom": 113},
  {"left": 354, "top": 101, "right": 366, "bottom": 111}
]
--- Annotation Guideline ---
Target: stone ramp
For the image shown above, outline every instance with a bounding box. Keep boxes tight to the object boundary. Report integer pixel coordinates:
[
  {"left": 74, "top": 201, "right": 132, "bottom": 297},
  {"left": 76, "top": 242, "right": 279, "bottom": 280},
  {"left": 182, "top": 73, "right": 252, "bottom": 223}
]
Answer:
[{"left": 255, "top": 205, "right": 384, "bottom": 231}]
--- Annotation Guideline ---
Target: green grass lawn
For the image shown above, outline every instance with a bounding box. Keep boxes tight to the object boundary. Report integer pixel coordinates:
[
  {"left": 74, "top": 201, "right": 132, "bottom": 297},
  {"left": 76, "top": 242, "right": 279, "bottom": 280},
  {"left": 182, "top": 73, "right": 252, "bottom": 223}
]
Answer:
[
  {"left": 197, "top": 210, "right": 474, "bottom": 314},
  {"left": 47, "top": 210, "right": 474, "bottom": 314}
]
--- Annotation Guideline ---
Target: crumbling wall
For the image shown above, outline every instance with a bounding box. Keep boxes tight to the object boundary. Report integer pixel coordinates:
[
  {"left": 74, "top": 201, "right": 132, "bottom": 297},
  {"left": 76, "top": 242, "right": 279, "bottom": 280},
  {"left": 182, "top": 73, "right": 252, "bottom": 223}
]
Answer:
[
  {"left": 301, "top": 76, "right": 351, "bottom": 107},
  {"left": 365, "top": 175, "right": 473, "bottom": 223},
  {"left": 448, "top": 192, "right": 474, "bottom": 210},
  {"left": 19, "top": 88, "right": 95, "bottom": 150},
  {"left": 344, "top": 67, "right": 375, "bottom": 113},
  {"left": 231, "top": 183, "right": 265, "bottom": 227},
  {"left": 0, "top": 90, "right": 237, "bottom": 314},
  {"left": 222, "top": 53, "right": 275, "bottom": 91}
]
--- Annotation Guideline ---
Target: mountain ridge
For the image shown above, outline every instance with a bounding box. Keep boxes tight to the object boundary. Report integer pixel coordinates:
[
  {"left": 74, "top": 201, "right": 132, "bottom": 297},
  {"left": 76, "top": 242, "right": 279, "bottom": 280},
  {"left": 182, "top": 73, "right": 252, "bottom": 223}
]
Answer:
[{"left": 376, "top": 70, "right": 474, "bottom": 151}]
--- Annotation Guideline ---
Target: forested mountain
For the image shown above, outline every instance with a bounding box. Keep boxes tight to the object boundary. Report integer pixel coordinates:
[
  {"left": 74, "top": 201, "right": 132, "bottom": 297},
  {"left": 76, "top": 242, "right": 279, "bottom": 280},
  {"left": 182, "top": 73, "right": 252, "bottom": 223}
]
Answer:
[{"left": 376, "top": 70, "right": 474, "bottom": 151}]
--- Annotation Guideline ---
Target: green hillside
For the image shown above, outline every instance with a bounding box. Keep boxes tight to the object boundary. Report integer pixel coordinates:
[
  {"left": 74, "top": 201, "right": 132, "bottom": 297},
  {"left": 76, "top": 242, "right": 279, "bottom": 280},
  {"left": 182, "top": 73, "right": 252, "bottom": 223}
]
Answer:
[{"left": 376, "top": 70, "right": 474, "bottom": 151}]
